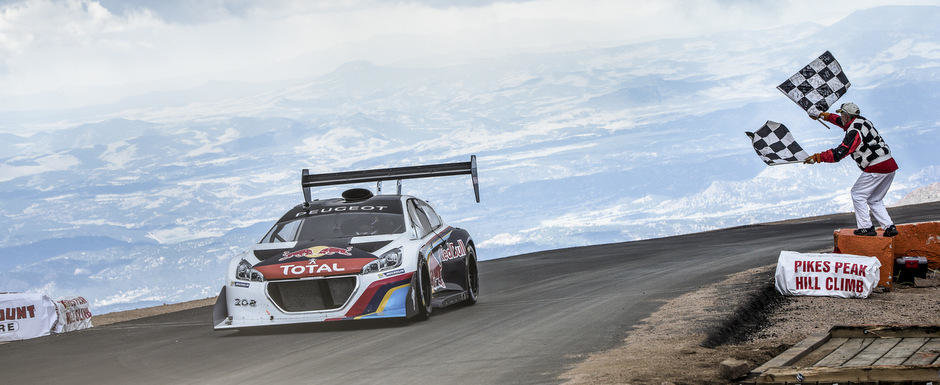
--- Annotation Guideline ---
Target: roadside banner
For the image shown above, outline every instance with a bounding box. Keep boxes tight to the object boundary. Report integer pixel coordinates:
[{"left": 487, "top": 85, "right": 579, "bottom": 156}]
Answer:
[
  {"left": 775, "top": 251, "right": 880, "bottom": 298},
  {"left": 54, "top": 296, "right": 93, "bottom": 333},
  {"left": 0, "top": 293, "right": 58, "bottom": 342}
]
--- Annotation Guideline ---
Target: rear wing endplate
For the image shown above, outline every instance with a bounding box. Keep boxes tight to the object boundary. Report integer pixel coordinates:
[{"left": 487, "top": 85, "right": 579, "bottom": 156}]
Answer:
[{"left": 302, "top": 155, "right": 480, "bottom": 203}]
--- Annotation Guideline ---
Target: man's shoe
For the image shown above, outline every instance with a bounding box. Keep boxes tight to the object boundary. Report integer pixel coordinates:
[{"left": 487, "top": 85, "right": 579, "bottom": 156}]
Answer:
[
  {"left": 883, "top": 225, "right": 899, "bottom": 237},
  {"left": 854, "top": 226, "right": 876, "bottom": 236}
]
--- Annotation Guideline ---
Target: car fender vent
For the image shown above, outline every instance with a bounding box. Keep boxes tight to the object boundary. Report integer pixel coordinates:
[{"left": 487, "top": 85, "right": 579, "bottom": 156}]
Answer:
[
  {"left": 342, "top": 188, "right": 374, "bottom": 202},
  {"left": 254, "top": 249, "right": 287, "bottom": 261},
  {"left": 351, "top": 241, "right": 393, "bottom": 253}
]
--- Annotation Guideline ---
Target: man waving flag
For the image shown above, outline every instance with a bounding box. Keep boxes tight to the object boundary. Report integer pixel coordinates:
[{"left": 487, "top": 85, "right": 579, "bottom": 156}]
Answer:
[{"left": 804, "top": 102, "right": 899, "bottom": 237}]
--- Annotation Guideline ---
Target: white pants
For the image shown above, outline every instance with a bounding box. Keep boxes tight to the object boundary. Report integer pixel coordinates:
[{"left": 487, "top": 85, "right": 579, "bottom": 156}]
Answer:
[{"left": 850, "top": 171, "right": 895, "bottom": 229}]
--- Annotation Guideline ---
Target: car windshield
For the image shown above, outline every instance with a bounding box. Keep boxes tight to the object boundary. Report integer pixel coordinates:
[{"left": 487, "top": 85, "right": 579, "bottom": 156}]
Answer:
[{"left": 261, "top": 212, "right": 405, "bottom": 243}]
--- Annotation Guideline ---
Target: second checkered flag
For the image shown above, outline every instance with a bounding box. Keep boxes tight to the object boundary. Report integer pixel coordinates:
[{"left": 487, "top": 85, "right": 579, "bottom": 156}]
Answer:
[
  {"left": 746, "top": 121, "right": 810, "bottom": 166},
  {"left": 777, "top": 51, "right": 850, "bottom": 117}
]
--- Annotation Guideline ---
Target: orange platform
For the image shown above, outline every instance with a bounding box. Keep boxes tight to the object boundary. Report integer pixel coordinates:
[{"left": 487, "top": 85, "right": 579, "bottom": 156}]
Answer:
[
  {"left": 833, "top": 221, "right": 940, "bottom": 290},
  {"left": 892, "top": 221, "right": 940, "bottom": 269}
]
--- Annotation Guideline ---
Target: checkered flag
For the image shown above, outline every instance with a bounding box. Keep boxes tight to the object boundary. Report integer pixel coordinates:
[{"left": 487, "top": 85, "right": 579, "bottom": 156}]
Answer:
[
  {"left": 777, "top": 51, "right": 850, "bottom": 117},
  {"left": 746, "top": 121, "right": 810, "bottom": 166}
]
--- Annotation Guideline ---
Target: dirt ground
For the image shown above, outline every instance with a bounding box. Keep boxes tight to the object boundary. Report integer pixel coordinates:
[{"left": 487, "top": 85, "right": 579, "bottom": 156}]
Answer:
[
  {"left": 90, "top": 297, "right": 216, "bottom": 327},
  {"left": 559, "top": 265, "right": 940, "bottom": 385}
]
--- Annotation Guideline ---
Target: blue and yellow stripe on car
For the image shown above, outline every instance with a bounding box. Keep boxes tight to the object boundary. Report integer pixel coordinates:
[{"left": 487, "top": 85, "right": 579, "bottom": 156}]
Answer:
[{"left": 354, "top": 283, "right": 410, "bottom": 319}]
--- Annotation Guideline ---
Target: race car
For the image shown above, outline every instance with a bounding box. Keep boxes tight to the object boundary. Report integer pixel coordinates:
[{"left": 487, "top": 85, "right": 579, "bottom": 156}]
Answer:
[{"left": 213, "top": 156, "right": 481, "bottom": 329}]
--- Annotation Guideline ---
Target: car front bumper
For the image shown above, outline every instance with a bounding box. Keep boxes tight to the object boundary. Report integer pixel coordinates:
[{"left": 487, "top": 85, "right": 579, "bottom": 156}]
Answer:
[{"left": 213, "top": 270, "right": 415, "bottom": 330}]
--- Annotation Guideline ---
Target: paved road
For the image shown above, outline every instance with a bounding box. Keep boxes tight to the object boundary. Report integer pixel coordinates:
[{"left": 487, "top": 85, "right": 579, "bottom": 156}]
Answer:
[{"left": 3, "top": 203, "right": 939, "bottom": 385}]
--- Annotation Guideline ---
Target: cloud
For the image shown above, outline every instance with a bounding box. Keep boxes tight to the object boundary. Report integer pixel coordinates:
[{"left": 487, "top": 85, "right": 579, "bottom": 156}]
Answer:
[{"left": 1, "top": 0, "right": 937, "bottom": 112}]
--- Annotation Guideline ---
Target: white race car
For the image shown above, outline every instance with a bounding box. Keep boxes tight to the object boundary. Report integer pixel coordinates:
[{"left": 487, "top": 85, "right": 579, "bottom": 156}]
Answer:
[{"left": 213, "top": 157, "right": 480, "bottom": 329}]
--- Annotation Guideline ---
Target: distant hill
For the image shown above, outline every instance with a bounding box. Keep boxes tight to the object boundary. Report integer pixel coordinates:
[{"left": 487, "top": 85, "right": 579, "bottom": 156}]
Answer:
[{"left": 894, "top": 183, "right": 940, "bottom": 206}]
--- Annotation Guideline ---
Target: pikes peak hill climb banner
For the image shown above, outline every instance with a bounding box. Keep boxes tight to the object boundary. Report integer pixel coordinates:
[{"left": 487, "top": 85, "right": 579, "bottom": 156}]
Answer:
[{"left": 774, "top": 251, "right": 880, "bottom": 298}]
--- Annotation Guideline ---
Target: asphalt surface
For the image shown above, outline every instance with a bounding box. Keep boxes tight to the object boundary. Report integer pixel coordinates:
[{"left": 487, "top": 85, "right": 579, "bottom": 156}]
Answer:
[{"left": 3, "top": 202, "right": 939, "bottom": 385}]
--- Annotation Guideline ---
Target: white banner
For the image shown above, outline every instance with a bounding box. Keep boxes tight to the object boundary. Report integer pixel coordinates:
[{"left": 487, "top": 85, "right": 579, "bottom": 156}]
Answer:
[
  {"left": 54, "top": 296, "right": 93, "bottom": 333},
  {"left": 0, "top": 293, "right": 58, "bottom": 342},
  {"left": 775, "top": 251, "right": 880, "bottom": 298}
]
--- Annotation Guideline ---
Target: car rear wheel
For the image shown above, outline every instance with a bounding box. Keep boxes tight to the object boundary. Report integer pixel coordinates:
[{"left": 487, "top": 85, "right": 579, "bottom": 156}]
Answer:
[{"left": 464, "top": 246, "right": 479, "bottom": 305}]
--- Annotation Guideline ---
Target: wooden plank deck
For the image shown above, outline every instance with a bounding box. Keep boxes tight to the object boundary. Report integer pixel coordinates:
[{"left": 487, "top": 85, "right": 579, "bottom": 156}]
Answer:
[
  {"left": 750, "top": 326, "right": 940, "bottom": 384},
  {"left": 904, "top": 337, "right": 940, "bottom": 366},
  {"left": 873, "top": 337, "right": 928, "bottom": 365},
  {"left": 814, "top": 337, "right": 875, "bottom": 366},
  {"left": 843, "top": 337, "right": 900, "bottom": 366},
  {"left": 789, "top": 337, "right": 846, "bottom": 367}
]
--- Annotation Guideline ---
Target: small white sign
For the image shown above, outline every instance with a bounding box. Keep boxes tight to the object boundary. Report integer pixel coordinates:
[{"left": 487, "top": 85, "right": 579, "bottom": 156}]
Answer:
[
  {"left": 775, "top": 251, "right": 881, "bottom": 298},
  {"left": 54, "top": 296, "right": 93, "bottom": 333}
]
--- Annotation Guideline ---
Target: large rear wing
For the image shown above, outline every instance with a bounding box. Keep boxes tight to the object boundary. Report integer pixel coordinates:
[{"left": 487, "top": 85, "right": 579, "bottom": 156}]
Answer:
[{"left": 301, "top": 155, "right": 480, "bottom": 203}]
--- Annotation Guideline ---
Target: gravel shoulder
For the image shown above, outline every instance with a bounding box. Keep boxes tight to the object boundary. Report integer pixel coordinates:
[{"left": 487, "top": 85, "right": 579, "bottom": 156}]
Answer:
[
  {"left": 90, "top": 297, "right": 216, "bottom": 327},
  {"left": 559, "top": 264, "right": 940, "bottom": 384}
]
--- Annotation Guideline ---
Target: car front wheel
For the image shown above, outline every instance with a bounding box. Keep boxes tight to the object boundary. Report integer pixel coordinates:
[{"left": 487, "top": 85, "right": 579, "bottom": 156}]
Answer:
[{"left": 411, "top": 259, "right": 433, "bottom": 320}]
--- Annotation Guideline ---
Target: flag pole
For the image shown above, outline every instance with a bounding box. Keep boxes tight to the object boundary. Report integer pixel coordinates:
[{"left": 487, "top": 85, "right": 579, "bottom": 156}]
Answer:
[{"left": 768, "top": 160, "right": 806, "bottom": 166}]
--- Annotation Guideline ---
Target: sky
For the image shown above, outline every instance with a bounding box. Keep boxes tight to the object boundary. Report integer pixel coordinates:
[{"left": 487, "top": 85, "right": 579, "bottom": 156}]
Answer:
[{"left": 2, "top": 0, "right": 939, "bottom": 113}]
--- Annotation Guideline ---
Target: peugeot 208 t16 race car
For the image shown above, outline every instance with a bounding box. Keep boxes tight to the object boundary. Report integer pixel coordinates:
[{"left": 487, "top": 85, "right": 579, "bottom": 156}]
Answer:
[{"left": 213, "top": 157, "right": 480, "bottom": 329}]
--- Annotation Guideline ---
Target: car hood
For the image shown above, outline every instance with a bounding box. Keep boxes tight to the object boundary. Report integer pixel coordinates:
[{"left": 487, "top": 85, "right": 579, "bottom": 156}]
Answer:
[{"left": 252, "top": 235, "right": 396, "bottom": 261}]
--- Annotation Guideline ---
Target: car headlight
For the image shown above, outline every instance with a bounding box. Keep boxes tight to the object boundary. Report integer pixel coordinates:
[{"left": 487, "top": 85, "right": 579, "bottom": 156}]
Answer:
[
  {"left": 361, "top": 247, "right": 403, "bottom": 274},
  {"left": 235, "top": 259, "right": 264, "bottom": 282}
]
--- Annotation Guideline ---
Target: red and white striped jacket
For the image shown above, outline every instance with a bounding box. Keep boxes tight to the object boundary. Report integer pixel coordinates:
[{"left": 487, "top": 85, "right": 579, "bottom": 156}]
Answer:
[{"left": 819, "top": 114, "right": 898, "bottom": 173}]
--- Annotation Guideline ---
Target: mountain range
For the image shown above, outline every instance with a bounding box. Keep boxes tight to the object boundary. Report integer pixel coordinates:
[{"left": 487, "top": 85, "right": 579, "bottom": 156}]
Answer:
[{"left": 0, "top": 5, "right": 937, "bottom": 313}]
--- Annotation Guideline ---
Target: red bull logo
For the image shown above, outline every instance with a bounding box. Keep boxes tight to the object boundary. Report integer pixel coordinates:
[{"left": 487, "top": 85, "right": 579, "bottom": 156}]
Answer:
[{"left": 279, "top": 246, "right": 353, "bottom": 261}]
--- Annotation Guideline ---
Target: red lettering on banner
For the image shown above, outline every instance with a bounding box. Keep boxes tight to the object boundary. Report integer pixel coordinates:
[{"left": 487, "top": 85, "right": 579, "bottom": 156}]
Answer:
[
  {"left": 822, "top": 261, "right": 830, "bottom": 273},
  {"left": 63, "top": 308, "right": 92, "bottom": 324},
  {"left": 797, "top": 276, "right": 821, "bottom": 290},
  {"left": 858, "top": 265, "right": 866, "bottom": 277},
  {"left": 794, "top": 260, "right": 802, "bottom": 272},
  {"left": 825, "top": 277, "right": 833, "bottom": 290},
  {"left": 828, "top": 277, "right": 865, "bottom": 293},
  {"left": 0, "top": 306, "right": 39, "bottom": 321},
  {"left": 800, "top": 277, "right": 819, "bottom": 290},
  {"left": 834, "top": 262, "right": 843, "bottom": 272}
]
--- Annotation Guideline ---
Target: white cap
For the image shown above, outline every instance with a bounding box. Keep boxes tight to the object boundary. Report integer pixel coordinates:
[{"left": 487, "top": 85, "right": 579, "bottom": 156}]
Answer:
[{"left": 836, "top": 102, "right": 859, "bottom": 116}]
